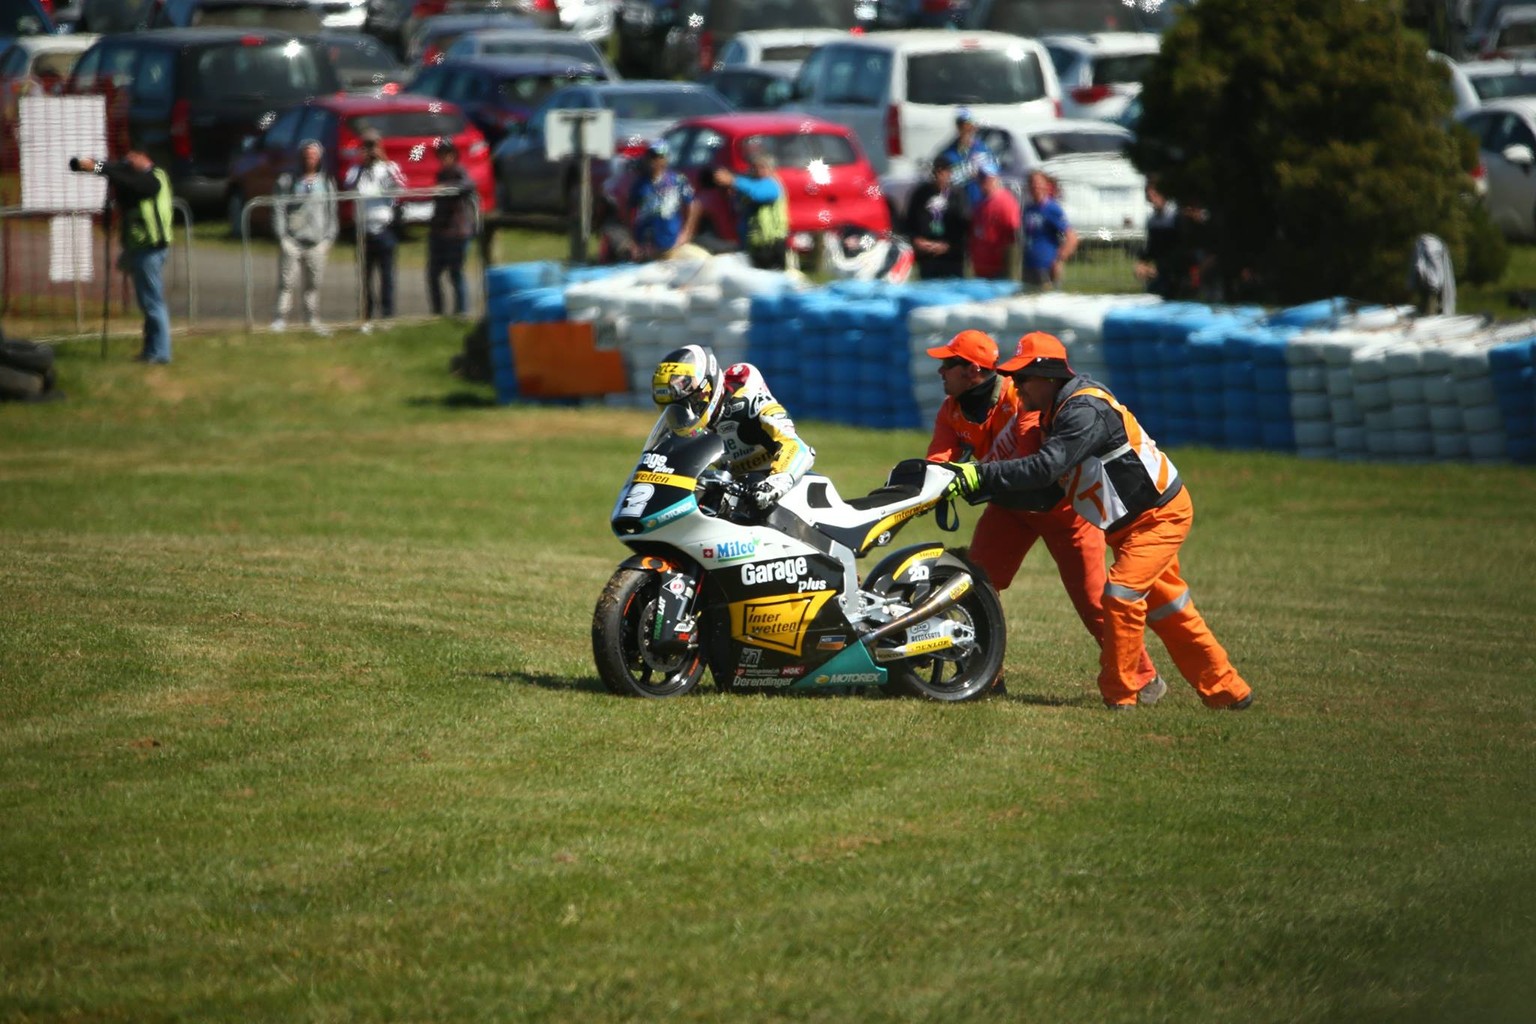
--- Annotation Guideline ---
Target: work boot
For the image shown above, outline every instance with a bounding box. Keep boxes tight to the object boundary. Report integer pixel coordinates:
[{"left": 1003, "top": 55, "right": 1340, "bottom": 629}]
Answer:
[
  {"left": 1137, "top": 673, "right": 1167, "bottom": 707},
  {"left": 1227, "top": 693, "right": 1253, "bottom": 711}
]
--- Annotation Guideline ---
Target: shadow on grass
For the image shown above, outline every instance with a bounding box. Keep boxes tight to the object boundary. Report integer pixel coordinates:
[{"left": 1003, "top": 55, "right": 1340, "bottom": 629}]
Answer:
[
  {"left": 407, "top": 391, "right": 500, "bottom": 410},
  {"left": 482, "top": 669, "right": 606, "bottom": 694},
  {"left": 1002, "top": 690, "right": 1095, "bottom": 708}
]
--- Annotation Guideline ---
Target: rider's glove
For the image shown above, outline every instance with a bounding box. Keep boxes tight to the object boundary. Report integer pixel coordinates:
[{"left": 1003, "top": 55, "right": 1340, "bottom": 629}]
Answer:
[
  {"left": 753, "top": 472, "right": 794, "bottom": 509},
  {"left": 944, "top": 461, "right": 981, "bottom": 499}
]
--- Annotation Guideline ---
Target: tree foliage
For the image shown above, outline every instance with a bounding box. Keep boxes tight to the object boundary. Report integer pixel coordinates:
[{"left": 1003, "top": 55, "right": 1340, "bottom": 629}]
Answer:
[{"left": 1132, "top": 0, "right": 1494, "bottom": 303}]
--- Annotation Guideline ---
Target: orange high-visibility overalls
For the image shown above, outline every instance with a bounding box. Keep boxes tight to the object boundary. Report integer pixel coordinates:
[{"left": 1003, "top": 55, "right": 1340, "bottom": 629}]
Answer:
[
  {"left": 928, "top": 377, "right": 1156, "bottom": 688},
  {"left": 1054, "top": 387, "right": 1251, "bottom": 708}
]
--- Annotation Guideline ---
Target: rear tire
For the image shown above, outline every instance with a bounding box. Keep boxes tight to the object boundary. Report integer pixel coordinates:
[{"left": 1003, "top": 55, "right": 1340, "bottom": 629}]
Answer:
[
  {"left": 592, "top": 568, "right": 706, "bottom": 697},
  {"left": 878, "top": 562, "right": 1005, "bottom": 702}
]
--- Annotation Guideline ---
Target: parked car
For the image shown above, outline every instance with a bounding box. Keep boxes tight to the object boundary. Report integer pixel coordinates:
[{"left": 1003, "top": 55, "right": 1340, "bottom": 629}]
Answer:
[
  {"left": 439, "top": 26, "right": 615, "bottom": 75},
  {"left": 1434, "top": 52, "right": 1536, "bottom": 117},
  {"left": 714, "top": 27, "right": 849, "bottom": 72},
  {"left": 491, "top": 80, "right": 730, "bottom": 215},
  {"left": 0, "top": 0, "right": 55, "bottom": 49},
  {"left": 362, "top": 0, "right": 411, "bottom": 54},
  {"left": 63, "top": 28, "right": 342, "bottom": 207},
  {"left": 698, "top": 64, "right": 795, "bottom": 110},
  {"left": 1460, "top": 96, "right": 1536, "bottom": 238},
  {"left": 1465, "top": 0, "right": 1536, "bottom": 59},
  {"left": 147, "top": 0, "right": 325, "bottom": 31},
  {"left": 789, "top": 29, "right": 1061, "bottom": 179},
  {"left": 616, "top": 0, "right": 868, "bottom": 80},
  {"left": 882, "top": 119, "right": 1147, "bottom": 243},
  {"left": 74, "top": 0, "right": 148, "bottom": 32},
  {"left": 226, "top": 92, "right": 494, "bottom": 232},
  {"left": 0, "top": 31, "right": 96, "bottom": 92},
  {"left": 405, "top": 10, "right": 535, "bottom": 64},
  {"left": 1481, "top": 4, "right": 1536, "bottom": 58},
  {"left": 603, "top": 111, "right": 891, "bottom": 255},
  {"left": 307, "top": 29, "right": 404, "bottom": 95},
  {"left": 309, "top": 0, "right": 368, "bottom": 31},
  {"left": 406, "top": 54, "right": 607, "bottom": 143},
  {"left": 1042, "top": 31, "right": 1159, "bottom": 121},
  {"left": 966, "top": 0, "right": 1182, "bottom": 36}
]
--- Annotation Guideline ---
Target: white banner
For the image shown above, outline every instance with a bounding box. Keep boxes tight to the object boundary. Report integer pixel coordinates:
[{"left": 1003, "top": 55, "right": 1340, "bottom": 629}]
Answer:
[
  {"left": 48, "top": 214, "right": 95, "bottom": 283},
  {"left": 19, "top": 94, "right": 109, "bottom": 213}
]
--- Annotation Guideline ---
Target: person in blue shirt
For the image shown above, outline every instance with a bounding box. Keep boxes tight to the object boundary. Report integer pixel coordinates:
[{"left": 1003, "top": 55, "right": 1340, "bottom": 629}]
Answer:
[
  {"left": 936, "top": 108, "right": 992, "bottom": 213},
  {"left": 1021, "top": 170, "right": 1078, "bottom": 290},
  {"left": 627, "top": 140, "right": 701, "bottom": 261},
  {"left": 712, "top": 143, "right": 789, "bottom": 270}
]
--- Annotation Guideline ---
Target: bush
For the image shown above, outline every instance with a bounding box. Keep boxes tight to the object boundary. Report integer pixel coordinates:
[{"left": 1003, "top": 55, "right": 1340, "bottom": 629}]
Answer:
[{"left": 1133, "top": 0, "right": 1480, "bottom": 304}]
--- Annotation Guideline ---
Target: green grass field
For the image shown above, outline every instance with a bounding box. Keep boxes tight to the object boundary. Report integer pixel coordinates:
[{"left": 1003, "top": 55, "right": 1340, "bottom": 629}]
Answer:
[{"left": 3, "top": 326, "right": 1535, "bottom": 1022}]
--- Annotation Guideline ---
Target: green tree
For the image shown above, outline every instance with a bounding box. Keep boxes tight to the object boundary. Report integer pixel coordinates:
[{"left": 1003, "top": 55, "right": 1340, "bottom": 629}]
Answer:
[{"left": 1132, "top": 0, "right": 1494, "bottom": 303}]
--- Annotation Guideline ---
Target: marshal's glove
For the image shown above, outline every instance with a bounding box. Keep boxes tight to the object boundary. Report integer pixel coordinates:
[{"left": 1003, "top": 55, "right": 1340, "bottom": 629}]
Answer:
[
  {"left": 753, "top": 472, "right": 794, "bottom": 509},
  {"left": 944, "top": 461, "right": 981, "bottom": 500}
]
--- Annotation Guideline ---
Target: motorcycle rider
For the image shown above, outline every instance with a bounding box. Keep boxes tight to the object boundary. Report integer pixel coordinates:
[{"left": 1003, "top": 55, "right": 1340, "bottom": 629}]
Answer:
[{"left": 651, "top": 344, "right": 815, "bottom": 509}]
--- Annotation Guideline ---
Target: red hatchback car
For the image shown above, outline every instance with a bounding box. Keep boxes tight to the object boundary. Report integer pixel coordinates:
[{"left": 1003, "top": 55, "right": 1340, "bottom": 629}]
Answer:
[
  {"left": 604, "top": 112, "right": 890, "bottom": 255},
  {"left": 225, "top": 92, "right": 494, "bottom": 234}
]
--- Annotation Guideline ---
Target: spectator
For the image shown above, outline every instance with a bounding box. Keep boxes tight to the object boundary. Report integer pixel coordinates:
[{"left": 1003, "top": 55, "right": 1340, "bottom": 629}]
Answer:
[
  {"left": 966, "top": 159, "right": 1019, "bottom": 281},
  {"left": 948, "top": 332, "right": 1254, "bottom": 711},
  {"left": 1133, "top": 181, "right": 1190, "bottom": 299},
  {"left": 937, "top": 108, "right": 991, "bottom": 213},
  {"left": 925, "top": 328, "right": 1160, "bottom": 694},
  {"left": 71, "top": 145, "right": 173, "bottom": 364},
  {"left": 271, "top": 139, "right": 338, "bottom": 334},
  {"left": 628, "top": 140, "right": 701, "bottom": 261},
  {"left": 1021, "top": 170, "right": 1077, "bottom": 290},
  {"left": 343, "top": 129, "right": 406, "bottom": 326},
  {"left": 427, "top": 138, "right": 477, "bottom": 318},
  {"left": 712, "top": 144, "right": 788, "bottom": 270},
  {"left": 904, "top": 153, "right": 968, "bottom": 280}
]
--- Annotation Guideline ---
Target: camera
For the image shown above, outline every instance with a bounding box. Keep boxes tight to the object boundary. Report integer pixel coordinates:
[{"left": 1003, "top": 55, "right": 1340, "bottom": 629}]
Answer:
[{"left": 68, "top": 157, "right": 103, "bottom": 174}]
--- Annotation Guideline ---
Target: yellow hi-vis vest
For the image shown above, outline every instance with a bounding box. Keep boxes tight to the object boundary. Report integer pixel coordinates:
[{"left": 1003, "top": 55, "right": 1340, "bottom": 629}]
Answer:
[
  {"left": 746, "top": 173, "right": 788, "bottom": 248},
  {"left": 1056, "top": 386, "right": 1180, "bottom": 533},
  {"left": 126, "top": 167, "right": 174, "bottom": 250}
]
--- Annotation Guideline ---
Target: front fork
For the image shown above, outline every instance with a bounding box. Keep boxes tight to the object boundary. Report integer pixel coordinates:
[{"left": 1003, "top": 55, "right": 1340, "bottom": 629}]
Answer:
[{"left": 648, "top": 566, "right": 702, "bottom": 657}]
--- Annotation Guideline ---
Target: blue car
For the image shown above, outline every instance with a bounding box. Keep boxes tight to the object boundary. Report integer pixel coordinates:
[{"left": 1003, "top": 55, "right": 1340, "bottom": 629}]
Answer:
[{"left": 406, "top": 55, "right": 610, "bottom": 145}]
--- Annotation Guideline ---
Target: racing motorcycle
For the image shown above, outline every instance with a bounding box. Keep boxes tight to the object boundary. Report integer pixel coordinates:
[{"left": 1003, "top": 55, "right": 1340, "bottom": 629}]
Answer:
[{"left": 591, "top": 414, "right": 1006, "bottom": 700}]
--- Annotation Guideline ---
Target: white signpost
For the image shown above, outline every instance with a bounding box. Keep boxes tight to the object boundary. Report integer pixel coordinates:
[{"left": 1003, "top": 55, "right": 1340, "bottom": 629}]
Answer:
[{"left": 547, "top": 108, "right": 614, "bottom": 264}]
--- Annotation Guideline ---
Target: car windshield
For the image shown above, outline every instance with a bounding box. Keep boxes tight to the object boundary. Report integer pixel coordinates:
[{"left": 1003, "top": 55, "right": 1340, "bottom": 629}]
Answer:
[
  {"left": 906, "top": 49, "right": 1046, "bottom": 105},
  {"left": 743, "top": 131, "right": 858, "bottom": 167},
  {"left": 760, "top": 44, "right": 819, "bottom": 63},
  {"left": 481, "top": 38, "right": 604, "bottom": 63},
  {"left": 977, "top": 0, "right": 1177, "bottom": 35},
  {"left": 710, "top": 0, "right": 861, "bottom": 33},
  {"left": 323, "top": 38, "right": 399, "bottom": 74},
  {"left": 192, "top": 41, "right": 334, "bottom": 103},
  {"left": 1092, "top": 52, "right": 1157, "bottom": 86},
  {"left": 192, "top": 5, "right": 325, "bottom": 31},
  {"left": 1470, "top": 70, "right": 1536, "bottom": 100},
  {"left": 498, "top": 72, "right": 602, "bottom": 105},
  {"left": 1025, "top": 128, "right": 1127, "bottom": 159},
  {"left": 600, "top": 89, "right": 729, "bottom": 119},
  {"left": 347, "top": 109, "right": 468, "bottom": 137},
  {"left": 0, "top": 0, "right": 50, "bottom": 34}
]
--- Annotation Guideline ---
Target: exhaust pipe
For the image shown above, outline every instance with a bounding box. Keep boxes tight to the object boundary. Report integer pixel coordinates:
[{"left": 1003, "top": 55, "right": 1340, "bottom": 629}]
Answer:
[{"left": 860, "top": 573, "right": 973, "bottom": 648}]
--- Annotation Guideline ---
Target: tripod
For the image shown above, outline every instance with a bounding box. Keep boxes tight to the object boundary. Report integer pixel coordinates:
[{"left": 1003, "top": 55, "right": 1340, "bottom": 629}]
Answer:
[{"left": 98, "top": 193, "right": 112, "bottom": 360}]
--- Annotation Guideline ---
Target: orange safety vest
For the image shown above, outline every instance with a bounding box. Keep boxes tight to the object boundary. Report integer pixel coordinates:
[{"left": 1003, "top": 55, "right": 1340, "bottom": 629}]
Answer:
[
  {"left": 927, "top": 376, "right": 1042, "bottom": 464},
  {"left": 1053, "top": 386, "right": 1180, "bottom": 533}
]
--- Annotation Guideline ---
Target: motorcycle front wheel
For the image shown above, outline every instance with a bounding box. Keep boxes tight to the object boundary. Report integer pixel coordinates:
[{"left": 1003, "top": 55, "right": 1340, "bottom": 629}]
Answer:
[
  {"left": 591, "top": 568, "right": 707, "bottom": 698},
  {"left": 880, "top": 562, "right": 1006, "bottom": 702}
]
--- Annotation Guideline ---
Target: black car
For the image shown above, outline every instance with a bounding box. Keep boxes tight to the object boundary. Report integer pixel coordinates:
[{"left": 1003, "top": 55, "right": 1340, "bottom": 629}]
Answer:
[
  {"left": 406, "top": 54, "right": 608, "bottom": 144},
  {"left": 615, "top": 0, "right": 869, "bottom": 80},
  {"left": 148, "top": 0, "right": 325, "bottom": 30},
  {"left": 63, "top": 28, "right": 341, "bottom": 208}
]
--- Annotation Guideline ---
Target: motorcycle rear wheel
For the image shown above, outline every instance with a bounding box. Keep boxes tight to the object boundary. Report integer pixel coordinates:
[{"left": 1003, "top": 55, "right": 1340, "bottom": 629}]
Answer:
[
  {"left": 591, "top": 568, "right": 706, "bottom": 698},
  {"left": 880, "top": 563, "right": 1005, "bottom": 702}
]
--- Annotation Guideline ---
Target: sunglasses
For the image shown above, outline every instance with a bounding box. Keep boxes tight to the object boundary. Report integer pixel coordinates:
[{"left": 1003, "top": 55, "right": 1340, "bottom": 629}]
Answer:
[{"left": 940, "top": 356, "right": 971, "bottom": 371}]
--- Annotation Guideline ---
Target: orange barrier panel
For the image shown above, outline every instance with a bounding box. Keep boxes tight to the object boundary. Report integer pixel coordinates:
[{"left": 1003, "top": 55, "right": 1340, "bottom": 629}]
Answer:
[{"left": 510, "top": 321, "right": 628, "bottom": 399}]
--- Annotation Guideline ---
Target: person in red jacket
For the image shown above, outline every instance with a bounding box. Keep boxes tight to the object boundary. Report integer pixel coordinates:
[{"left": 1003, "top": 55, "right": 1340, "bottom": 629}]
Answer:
[
  {"left": 947, "top": 331, "right": 1253, "bottom": 711},
  {"left": 966, "top": 158, "right": 1020, "bottom": 281},
  {"left": 926, "top": 329, "right": 1160, "bottom": 702}
]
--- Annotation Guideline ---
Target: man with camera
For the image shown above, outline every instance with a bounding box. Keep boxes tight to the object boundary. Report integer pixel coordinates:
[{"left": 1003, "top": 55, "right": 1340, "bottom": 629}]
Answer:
[{"left": 71, "top": 146, "right": 174, "bottom": 364}]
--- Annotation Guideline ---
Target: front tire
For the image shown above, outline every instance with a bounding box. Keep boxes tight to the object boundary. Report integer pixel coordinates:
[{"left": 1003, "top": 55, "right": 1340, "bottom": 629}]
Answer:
[
  {"left": 592, "top": 568, "right": 706, "bottom": 697},
  {"left": 879, "top": 562, "right": 1005, "bottom": 702}
]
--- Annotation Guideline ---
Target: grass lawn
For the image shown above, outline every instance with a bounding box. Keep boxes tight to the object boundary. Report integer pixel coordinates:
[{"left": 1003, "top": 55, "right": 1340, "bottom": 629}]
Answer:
[{"left": 2, "top": 325, "right": 1535, "bottom": 1022}]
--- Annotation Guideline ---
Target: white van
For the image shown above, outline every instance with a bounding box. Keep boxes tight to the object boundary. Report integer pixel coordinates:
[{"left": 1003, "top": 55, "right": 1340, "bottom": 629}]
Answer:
[{"left": 789, "top": 30, "right": 1061, "bottom": 179}]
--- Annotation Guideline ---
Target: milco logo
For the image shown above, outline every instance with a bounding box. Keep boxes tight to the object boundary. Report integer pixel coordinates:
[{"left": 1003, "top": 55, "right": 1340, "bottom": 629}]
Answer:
[
  {"left": 703, "top": 538, "right": 757, "bottom": 562},
  {"left": 741, "top": 556, "right": 807, "bottom": 586}
]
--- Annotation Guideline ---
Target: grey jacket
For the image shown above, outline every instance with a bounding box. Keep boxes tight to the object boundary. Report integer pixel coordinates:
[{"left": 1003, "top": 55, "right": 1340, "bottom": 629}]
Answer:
[{"left": 273, "top": 171, "right": 339, "bottom": 247}]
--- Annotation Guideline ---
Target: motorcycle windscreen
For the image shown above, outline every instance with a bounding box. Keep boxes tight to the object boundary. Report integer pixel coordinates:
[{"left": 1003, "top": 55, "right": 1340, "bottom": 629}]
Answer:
[{"left": 612, "top": 425, "right": 725, "bottom": 536}]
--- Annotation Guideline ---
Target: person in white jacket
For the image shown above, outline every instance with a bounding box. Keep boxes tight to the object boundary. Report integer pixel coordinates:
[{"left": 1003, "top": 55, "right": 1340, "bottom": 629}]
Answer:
[
  {"left": 343, "top": 130, "right": 406, "bottom": 324},
  {"left": 272, "top": 140, "right": 338, "bottom": 334}
]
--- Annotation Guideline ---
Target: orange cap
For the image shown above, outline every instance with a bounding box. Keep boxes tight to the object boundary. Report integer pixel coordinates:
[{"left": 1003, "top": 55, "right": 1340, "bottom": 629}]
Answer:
[
  {"left": 926, "top": 329, "right": 998, "bottom": 368},
  {"left": 996, "top": 331, "right": 1074, "bottom": 378}
]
